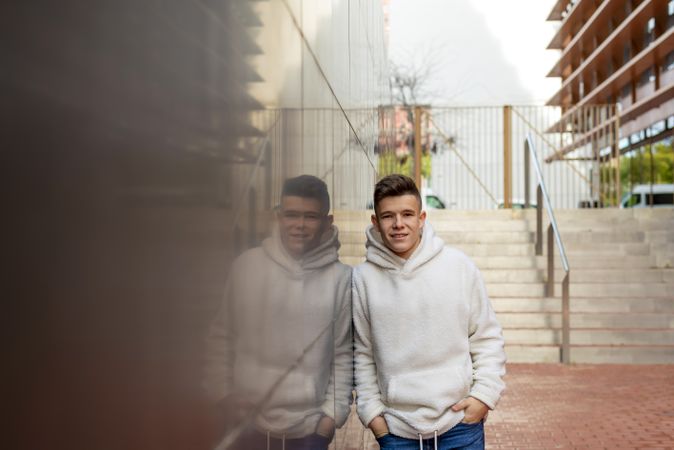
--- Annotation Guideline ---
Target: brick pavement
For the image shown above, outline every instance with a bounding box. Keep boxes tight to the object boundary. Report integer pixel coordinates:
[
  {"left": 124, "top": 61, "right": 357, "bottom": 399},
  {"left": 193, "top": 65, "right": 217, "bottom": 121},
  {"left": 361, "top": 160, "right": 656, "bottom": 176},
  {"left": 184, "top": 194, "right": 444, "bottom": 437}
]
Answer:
[{"left": 334, "top": 364, "right": 674, "bottom": 450}]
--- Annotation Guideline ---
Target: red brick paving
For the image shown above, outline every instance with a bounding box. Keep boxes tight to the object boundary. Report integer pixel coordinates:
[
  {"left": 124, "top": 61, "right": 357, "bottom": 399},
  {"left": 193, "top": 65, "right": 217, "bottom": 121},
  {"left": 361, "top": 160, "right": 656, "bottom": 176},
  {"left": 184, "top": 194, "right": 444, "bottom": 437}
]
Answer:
[{"left": 336, "top": 364, "right": 674, "bottom": 450}]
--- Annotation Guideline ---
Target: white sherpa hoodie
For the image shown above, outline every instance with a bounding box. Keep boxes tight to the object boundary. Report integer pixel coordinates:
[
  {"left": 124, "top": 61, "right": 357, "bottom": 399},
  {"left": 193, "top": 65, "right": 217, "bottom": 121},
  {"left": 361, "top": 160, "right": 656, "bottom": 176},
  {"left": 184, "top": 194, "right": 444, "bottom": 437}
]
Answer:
[
  {"left": 352, "top": 223, "right": 506, "bottom": 440},
  {"left": 204, "top": 224, "right": 352, "bottom": 438}
]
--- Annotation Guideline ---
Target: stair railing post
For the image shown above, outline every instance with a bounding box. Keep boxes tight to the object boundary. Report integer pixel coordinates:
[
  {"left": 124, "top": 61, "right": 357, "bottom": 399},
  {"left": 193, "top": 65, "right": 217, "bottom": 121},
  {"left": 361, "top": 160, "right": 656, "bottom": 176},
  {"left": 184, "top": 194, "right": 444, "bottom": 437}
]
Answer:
[
  {"left": 414, "top": 106, "right": 423, "bottom": 189},
  {"left": 503, "top": 105, "right": 513, "bottom": 209},
  {"left": 561, "top": 273, "right": 570, "bottom": 364},
  {"left": 547, "top": 224, "right": 554, "bottom": 298},
  {"left": 524, "top": 138, "right": 530, "bottom": 209},
  {"left": 248, "top": 187, "right": 257, "bottom": 248},
  {"left": 536, "top": 185, "right": 543, "bottom": 256}
]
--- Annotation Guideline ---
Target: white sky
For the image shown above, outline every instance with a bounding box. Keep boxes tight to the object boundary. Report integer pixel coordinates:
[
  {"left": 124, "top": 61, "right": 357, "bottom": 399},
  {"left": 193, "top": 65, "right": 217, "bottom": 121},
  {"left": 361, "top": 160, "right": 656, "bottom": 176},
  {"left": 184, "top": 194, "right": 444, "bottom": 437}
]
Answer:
[{"left": 388, "top": 0, "right": 561, "bottom": 105}]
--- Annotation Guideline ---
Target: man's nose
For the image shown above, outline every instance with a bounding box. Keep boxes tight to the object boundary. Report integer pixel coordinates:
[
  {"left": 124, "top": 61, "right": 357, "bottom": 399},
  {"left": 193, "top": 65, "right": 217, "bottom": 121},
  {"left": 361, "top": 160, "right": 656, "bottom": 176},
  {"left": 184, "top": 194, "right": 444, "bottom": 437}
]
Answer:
[{"left": 393, "top": 214, "right": 403, "bottom": 227}]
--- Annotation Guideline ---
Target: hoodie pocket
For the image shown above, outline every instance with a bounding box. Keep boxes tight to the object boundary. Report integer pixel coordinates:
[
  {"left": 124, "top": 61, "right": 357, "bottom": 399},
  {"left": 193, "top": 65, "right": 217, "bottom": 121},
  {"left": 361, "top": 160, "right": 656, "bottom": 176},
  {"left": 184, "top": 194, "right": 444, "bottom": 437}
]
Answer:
[
  {"left": 385, "top": 367, "right": 470, "bottom": 419},
  {"left": 235, "top": 363, "right": 320, "bottom": 409}
]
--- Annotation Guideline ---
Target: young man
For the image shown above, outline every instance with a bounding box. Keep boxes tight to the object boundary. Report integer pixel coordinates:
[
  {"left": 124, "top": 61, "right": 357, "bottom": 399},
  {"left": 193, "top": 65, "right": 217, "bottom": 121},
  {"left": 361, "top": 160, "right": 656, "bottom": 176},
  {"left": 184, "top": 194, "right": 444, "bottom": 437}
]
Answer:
[
  {"left": 352, "top": 174, "right": 506, "bottom": 450},
  {"left": 204, "top": 175, "right": 352, "bottom": 450}
]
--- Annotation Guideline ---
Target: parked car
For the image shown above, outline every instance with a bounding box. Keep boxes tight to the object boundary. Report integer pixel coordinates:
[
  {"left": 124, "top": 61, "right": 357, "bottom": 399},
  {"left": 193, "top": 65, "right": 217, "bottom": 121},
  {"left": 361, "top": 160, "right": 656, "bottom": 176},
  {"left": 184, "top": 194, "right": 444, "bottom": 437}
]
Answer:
[
  {"left": 620, "top": 184, "right": 674, "bottom": 208},
  {"left": 421, "top": 188, "right": 447, "bottom": 209},
  {"left": 497, "top": 198, "right": 537, "bottom": 209}
]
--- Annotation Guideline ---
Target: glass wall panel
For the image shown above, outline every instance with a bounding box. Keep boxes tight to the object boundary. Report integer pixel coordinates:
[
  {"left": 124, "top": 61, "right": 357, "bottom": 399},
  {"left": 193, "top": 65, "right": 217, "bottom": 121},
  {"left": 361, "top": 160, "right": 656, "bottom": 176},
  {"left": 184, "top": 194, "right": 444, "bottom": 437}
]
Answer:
[{"left": 2, "top": 1, "right": 388, "bottom": 449}]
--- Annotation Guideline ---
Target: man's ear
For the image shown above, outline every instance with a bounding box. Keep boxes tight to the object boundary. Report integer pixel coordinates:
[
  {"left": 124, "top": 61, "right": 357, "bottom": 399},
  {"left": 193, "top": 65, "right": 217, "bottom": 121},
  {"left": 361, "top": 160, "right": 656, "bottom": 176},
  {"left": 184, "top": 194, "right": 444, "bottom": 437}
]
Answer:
[
  {"left": 325, "top": 214, "right": 334, "bottom": 227},
  {"left": 371, "top": 214, "right": 379, "bottom": 230},
  {"left": 419, "top": 210, "right": 427, "bottom": 227}
]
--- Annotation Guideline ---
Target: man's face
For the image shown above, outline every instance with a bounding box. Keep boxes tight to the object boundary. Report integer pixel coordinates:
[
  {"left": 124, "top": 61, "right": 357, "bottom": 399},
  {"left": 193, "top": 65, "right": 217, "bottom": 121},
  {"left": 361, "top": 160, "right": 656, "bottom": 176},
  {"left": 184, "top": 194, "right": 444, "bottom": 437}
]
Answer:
[
  {"left": 277, "top": 196, "right": 332, "bottom": 259},
  {"left": 372, "top": 194, "right": 426, "bottom": 260}
]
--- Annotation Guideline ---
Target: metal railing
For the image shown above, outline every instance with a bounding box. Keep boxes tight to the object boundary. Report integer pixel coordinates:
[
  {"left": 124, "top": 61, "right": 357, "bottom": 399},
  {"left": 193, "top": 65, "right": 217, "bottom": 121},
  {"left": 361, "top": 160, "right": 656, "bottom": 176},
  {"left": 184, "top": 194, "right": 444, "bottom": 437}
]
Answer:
[{"left": 524, "top": 134, "right": 571, "bottom": 364}]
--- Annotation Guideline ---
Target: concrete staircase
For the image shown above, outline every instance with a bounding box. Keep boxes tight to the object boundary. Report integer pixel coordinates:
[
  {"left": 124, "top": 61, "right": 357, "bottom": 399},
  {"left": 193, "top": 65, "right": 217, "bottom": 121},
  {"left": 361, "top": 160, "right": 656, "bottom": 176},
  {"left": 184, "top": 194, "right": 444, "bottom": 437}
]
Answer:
[{"left": 334, "top": 208, "right": 674, "bottom": 364}]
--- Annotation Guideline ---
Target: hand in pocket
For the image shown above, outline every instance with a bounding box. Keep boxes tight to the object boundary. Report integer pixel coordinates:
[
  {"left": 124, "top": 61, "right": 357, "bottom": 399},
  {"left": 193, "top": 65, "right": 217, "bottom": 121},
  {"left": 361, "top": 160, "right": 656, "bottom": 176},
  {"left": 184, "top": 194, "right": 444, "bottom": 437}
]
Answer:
[{"left": 451, "top": 396, "right": 489, "bottom": 424}]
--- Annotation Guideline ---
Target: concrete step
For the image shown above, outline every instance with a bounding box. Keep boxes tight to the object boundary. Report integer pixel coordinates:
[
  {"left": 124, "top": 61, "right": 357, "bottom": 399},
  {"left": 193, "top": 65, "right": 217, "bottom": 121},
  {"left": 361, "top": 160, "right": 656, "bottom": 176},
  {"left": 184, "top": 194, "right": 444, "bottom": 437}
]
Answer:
[
  {"left": 490, "top": 297, "right": 674, "bottom": 313},
  {"left": 568, "top": 283, "right": 673, "bottom": 298},
  {"left": 463, "top": 242, "right": 652, "bottom": 258},
  {"left": 471, "top": 255, "right": 654, "bottom": 269},
  {"left": 423, "top": 210, "right": 528, "bottom": 220},
  {"left": 341, "top": 255, "right": 365, "bottom": 266},
  {"left": 505, "top": 344, "right": 674, "bottom": 364},
  {"left": 519, "top": 208, "right": 674, "bottom": 221},
  {"left": 504, "top": 328, "right": 674, "bottom": 346},
  {"left": 448, "top": 244, "right": 535, "bottom": 257},
  {"left": 336, "top": 231, "right": 368, "bottom": 244},
  {"left": 552, "top": 242, "right": 651, "bottom": 256},
  {"left": 338, "top": 244, "right": 365, "bottom": 258},
  {"left": 339, "top": 239, "right": 657, "bottom": 257},
  {"left": 497, "top": 312, "right": 674, "bottom": 329},
  {"left": 646, "top": 230, "right": 674, "bottom": 245},
  {"left": 556, "top": 231, "right": 646, "bottom": 244},
  {"left": 481, "top": 269, "right": 543, "bottom": 283},
  {"left": 505, "top": 345, "right": 561, "bottom": 363},
  {"left": 486, "top": 283, "right": 545, "bottom": 298},
  {"left": 430, "top": 221, "right": 532, "bottom": 232},
  {"left": 542, "top": 223, "right": 644, "bottom": 234},
  {"left": 568, "top": 346, "right": 674, "bottom": 364},
  {"left": 488, "top": 282, "right": 672, "bottom": 298},
  {"left": 439, "top": 231, "right": 534, "bottom": 244},
  {"left": 551, "top": 268, "right": 674, "bottom": 283},
  {"left": 335, "top": 229, "right": 535, "bottom": 245}
]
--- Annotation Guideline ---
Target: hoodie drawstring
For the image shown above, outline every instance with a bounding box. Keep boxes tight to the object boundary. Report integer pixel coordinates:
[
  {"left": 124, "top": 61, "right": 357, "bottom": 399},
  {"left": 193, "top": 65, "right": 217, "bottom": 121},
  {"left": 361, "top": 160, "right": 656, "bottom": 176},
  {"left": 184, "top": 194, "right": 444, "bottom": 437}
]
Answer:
[
  {"left": 418, "top": 431, "right": 439, "bottom": 450},
  {"left": 265, "top": 432, "right": 286, "bottom": 450}
]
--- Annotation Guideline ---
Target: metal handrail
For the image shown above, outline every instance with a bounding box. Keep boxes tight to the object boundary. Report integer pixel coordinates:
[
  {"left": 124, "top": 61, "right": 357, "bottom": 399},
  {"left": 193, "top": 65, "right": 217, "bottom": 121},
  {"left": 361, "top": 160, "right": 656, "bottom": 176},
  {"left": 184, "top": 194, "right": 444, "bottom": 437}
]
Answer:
[
  {"left": 231, "top": 133, "right": 271, "bottom": 232},
  {"left": 230, "top": 113, "right": 283, "bottom": 248},
  {"left": 524, "top": 134, "right": 572, "bottom": 364}
]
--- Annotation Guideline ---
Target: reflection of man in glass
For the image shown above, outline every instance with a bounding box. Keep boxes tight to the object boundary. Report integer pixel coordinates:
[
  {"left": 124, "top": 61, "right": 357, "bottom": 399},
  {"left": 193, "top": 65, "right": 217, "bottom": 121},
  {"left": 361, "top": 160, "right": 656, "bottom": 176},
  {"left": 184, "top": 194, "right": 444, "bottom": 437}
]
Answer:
[{"left": 204, "top": 175, "right": 352, "bottom": 450}]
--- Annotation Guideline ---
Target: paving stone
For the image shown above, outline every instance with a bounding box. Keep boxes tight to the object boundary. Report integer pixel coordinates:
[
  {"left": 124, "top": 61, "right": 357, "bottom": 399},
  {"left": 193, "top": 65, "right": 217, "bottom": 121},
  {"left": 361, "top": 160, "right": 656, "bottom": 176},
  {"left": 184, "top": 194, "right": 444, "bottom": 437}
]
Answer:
[{"left": 332, "top": 364, "right": 674, "bottom": 449}]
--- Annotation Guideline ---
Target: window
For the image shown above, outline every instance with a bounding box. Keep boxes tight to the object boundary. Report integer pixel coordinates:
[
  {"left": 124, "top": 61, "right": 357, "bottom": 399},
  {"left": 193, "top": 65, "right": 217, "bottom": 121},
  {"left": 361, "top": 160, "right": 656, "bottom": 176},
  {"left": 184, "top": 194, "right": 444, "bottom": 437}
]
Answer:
[
  {"left": 622, "top": 193, "right": 641, "bottom": 207},
  {"left": 630, "top": 131, "right": 645, "bottom": 144},
  {"left": 664, "top": 51, "right": 674, "bottom": 71},
  {"left": 425, "top": 195, "right": 445, "bottom": 209},
  {"left": 645, "top": 17, "right": 656, "bottom": 46},
  {"left": 651, "top": 121, "right": 666, "bottom": 136},
  {"left": 652, "top": 193, "right": 674, "bottom": 205},
  {"left": 623, "top": 42, "right": 632, "bottom": 64},
  {"left": 620, "top": 83, "right": 631, "bottom": 99},
  {"left": 638, "top": 67, "right": 654, "bottom": 87}
]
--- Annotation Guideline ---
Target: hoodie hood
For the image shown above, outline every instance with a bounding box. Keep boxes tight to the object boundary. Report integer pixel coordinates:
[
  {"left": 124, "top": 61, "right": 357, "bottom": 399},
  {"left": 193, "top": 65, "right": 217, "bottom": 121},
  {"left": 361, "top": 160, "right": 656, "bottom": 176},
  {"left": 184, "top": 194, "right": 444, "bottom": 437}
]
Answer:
[
  {"left": 263, "top": 223, "right": 341, "bottom": 276},
  {"left": 365, "top": 222, "right": 444, "bottom": 273}
]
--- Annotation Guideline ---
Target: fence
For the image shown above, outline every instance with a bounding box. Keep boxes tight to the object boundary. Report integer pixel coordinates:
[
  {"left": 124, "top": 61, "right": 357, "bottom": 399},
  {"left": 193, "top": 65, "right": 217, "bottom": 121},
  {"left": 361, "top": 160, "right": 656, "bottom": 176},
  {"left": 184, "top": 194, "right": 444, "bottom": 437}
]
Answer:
[{"left": 373, "top": 104, "right": 623, "bottom": 210}]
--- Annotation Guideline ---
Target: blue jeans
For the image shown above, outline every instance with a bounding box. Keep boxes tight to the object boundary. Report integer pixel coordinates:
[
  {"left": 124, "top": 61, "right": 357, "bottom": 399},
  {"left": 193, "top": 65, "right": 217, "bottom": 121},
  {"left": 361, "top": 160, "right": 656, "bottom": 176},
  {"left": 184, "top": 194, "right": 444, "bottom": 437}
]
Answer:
[
  {"left": 376, "top": 422, "right": 484, "bottom": 450},
  {"left": 232, "top": 430, "right": 331, "bottom": 450}
]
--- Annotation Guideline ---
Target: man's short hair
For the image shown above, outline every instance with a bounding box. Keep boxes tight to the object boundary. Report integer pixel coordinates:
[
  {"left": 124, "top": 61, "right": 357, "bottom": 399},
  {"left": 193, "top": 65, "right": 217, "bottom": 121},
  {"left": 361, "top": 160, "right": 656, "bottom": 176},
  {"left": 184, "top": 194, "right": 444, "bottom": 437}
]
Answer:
[
  {"left": 373, "top": 174, "right": 422, "bottom": 214},
  {"left": 281, "top": 175, "right": 330, "bottom": 215}
]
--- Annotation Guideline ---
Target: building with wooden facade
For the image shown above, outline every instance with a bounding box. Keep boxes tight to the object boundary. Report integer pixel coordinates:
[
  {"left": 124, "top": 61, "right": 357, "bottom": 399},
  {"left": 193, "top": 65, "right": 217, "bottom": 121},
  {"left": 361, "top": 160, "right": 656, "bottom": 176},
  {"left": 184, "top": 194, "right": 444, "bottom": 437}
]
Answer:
[{"left": 545, "top": 0, "right": 674, "bottom": 203}]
